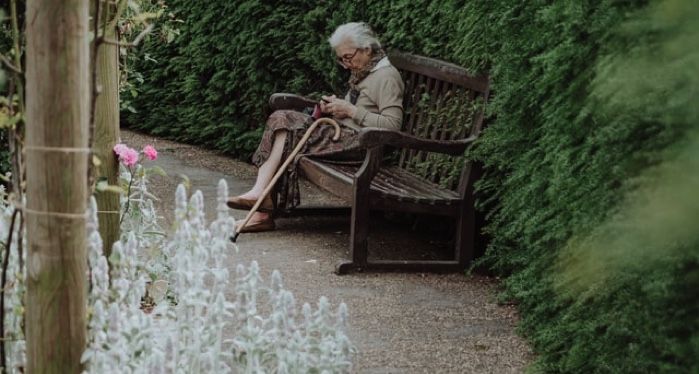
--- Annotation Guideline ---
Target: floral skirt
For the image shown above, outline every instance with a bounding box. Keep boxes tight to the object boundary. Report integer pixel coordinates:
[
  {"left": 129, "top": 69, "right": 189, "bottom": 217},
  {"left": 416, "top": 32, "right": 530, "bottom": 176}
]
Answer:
[{"left": 251, "top": 110, "right": 363, "bottom": 210}]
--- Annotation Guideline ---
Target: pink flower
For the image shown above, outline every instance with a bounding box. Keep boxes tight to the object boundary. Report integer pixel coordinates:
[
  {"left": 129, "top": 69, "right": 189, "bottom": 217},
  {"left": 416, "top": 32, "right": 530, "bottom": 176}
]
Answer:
[
  {"left": 113, "top": 143, "right": 139, "bottom": 167},
  {"left": 113, "top": 143, "right": 128, "bottom": 157},
  {"left": 143, "top": 145, "right": 158, "bottom": 161},
  {"left": 121, "top": 148, "right": 139, "bottom": 167}
]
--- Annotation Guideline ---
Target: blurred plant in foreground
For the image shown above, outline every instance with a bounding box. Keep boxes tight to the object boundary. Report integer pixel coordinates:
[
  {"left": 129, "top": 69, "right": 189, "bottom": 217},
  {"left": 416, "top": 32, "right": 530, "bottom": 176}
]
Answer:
[{"left": 556, "top": 0, "right": 699, "bottom": 294}]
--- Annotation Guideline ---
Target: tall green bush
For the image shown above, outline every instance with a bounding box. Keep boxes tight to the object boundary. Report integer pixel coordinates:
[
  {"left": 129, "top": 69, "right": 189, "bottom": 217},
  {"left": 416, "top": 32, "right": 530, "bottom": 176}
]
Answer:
[
  {"left": 125, "top": 0, "right": 698, "bottom": 372},
  {"left": 124, "top": 0, "right": 357, "bottom": 156}
]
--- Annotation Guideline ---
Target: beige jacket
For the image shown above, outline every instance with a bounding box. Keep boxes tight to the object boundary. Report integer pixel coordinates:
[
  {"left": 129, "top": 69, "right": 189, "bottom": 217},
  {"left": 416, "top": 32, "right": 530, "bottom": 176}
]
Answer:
[{"left": 340, "top": 57, "right": 405, "bottom": 131}]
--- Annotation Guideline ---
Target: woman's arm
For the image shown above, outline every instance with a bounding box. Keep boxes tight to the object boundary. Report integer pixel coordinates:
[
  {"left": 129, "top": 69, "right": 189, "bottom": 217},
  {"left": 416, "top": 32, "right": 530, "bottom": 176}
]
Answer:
[
  {"left": 353, "top": 70, "right": 404, "bottom": 130},
  {"left": 322, "top": 68, "right": 405, "bottom": 130}
]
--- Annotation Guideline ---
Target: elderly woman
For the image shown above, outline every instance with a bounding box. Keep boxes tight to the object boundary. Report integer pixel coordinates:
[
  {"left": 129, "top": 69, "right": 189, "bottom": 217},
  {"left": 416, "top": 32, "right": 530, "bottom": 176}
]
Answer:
[{"left": 228, "top": 22, "right": 405, "bottom": 232}]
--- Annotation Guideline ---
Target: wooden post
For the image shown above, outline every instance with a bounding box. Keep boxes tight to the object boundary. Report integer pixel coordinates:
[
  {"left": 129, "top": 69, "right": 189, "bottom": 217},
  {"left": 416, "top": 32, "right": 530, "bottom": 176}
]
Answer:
[
  {"left": 94, "top": 4, "right": 121, "bottom": 255},
  {"left": 25, "top": 0, "right": 89, "bottom": 372}
]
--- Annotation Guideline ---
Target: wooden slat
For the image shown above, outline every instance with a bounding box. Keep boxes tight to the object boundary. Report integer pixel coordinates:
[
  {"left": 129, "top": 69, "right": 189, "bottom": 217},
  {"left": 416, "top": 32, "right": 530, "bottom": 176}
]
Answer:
[
  {"left": 373, "top": 175, "right": 433, "bottom": 203},
  {"left": 318, "top": 164, "right": 428, "bottom": 203},
  {"left": 389, "top": 50, "right": 489, "bottom": 93},
  {"left": 381, "top": 167, "right": 457, "bottom": 200},
  {"left": 397, "top": 70, "right": 413, "bottom": 168},
  {"left": 278, "top": 206, "right": 351, "bottom": 217},
  {"left": 403, "top": 70, "right": 418, "bottom": 108},
  {"left": 416, "top": 79, "right": 449, "bottom": 184},
  {"left": 298, "top": 157, "right": 354, "bottom": 198},
  {"left": 413, "top": 76, "right": 435, "bottom": 138},
  {"left": 400, "top": 73, "right": 426, "bottom": 168},
  {"left": 430, "top": 83, "right": 452, "bottom": 140},
  {"left": 436, "top": 87, "right": 456, "bottom": 141},
  {"left": 400, "top": 69, "right": 418, "bottom": 132},
  {"left": 299, "top": 157, "right": 459, "bottom": 205},
  {"left": 336, "top": 260, "right": 465, "bottom": 274},
  {"left": 428, "top": 86, "right": 457, "bottom": 185},
  {"left": 338, "top": 164, "right": 458, "bottom": 203},
  {"left": 420, "top": 79, "right": 443, "bottom": 139},
  {"left": 407, "top": 74, "right": 427, "bottom": 136},
  {"left": 428, "top": 83, "right": 455, "bottom": 183},
  {"left": 454, "top": 89, "right": 478, "bottom": 140},
  {"left": 368, "top": 197, "right": 460, "bottom": 216},
  {"left": 406, "top": 76, "right": 438, "bottom": 172},
  {"left": 435, "top": 88, "right": 472, "bottom": 186}
]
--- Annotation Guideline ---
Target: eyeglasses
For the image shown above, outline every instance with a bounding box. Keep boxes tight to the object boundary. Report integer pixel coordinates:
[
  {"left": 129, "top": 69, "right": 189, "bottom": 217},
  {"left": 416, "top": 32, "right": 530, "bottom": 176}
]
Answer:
[{"left": 335, "top": 48, "right": 360, "bottom": 66}]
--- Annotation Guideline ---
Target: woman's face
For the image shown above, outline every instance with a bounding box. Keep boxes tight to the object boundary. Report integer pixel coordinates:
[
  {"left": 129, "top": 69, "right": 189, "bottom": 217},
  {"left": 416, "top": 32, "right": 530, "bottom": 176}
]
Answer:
[{"left": 335, "top": 40, "right": 371, "bottom": 71}]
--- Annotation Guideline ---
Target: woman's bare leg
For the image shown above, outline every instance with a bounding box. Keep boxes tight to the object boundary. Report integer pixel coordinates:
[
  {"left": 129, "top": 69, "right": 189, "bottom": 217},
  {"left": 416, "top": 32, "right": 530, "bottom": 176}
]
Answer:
[
  {"left": 235, "top": 130, "right": 287, "bottom": 225},
  {"left": 237, "top": 130, "right": 287, "bottom": 200}
]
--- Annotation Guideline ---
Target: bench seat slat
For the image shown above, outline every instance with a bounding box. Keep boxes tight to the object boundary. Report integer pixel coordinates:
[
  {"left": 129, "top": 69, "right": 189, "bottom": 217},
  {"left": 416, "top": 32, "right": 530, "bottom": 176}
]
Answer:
[
  {"left": 337, "top": 163, "right": 457, "bottom": 203},
  {"left": 298, "top": 157, "right": 459, "bottom": 206},
  {"left": 379, "top": 167, "right": 458, "bottom": 201}
]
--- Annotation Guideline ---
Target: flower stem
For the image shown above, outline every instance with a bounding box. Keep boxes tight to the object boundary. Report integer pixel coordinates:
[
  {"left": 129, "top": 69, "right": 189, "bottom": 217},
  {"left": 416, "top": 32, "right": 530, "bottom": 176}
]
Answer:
[{"left": 119, "top": 167, "right": 135, "bottom": 225}]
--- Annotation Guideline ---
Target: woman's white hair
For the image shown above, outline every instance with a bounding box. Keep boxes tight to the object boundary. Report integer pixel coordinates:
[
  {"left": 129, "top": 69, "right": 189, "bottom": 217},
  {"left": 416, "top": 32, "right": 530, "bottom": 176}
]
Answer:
[{"left": 328, "top": 22, "right": 382, "bottom": 51}]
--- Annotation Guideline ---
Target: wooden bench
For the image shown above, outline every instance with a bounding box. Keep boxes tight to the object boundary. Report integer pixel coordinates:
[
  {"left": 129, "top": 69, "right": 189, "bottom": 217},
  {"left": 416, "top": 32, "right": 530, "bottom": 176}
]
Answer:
[{"left": 270, "top": 51, "right": 490, "bottom": 274}]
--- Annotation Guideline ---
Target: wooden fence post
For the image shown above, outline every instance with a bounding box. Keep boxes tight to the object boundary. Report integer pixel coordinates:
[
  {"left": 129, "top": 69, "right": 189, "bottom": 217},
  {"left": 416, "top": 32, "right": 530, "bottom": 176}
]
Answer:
[
  {"left": 25, "top": 0, "right": 89, "bottom": 372},
  {"left": 94, "top": 2, "right": 121, "bottom": 255}
]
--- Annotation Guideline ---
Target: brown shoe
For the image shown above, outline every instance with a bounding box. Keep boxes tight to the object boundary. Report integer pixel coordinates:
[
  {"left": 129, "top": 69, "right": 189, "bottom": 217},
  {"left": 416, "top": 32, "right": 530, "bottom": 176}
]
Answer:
[
  {"left": 226, "top": 195, "right": 274, "bottom": 213},
  {"left": 236, "top": 216, "right": 275, "bottom": 233}
]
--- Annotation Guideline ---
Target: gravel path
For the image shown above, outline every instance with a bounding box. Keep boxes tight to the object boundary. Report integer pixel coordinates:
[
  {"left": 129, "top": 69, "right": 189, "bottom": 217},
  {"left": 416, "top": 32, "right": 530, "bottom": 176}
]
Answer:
[{"left": 121, "top": 129, "right": 532, "bottom": 373}]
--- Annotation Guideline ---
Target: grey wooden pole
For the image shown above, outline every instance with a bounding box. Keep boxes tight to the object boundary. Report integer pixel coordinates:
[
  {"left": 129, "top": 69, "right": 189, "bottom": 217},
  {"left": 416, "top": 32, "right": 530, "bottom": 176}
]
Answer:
[
  {"left": 25, "top": 1, "right": 90, "bottom": 372},
  {"left": 93, "top": 4, "right": 121, "bottom": 255}
]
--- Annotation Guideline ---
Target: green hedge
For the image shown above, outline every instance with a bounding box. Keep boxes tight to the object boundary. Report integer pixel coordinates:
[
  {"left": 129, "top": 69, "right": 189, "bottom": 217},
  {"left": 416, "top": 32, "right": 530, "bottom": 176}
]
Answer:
[{"left": 125, "top": 0, "right": 698, "bottom": 372}]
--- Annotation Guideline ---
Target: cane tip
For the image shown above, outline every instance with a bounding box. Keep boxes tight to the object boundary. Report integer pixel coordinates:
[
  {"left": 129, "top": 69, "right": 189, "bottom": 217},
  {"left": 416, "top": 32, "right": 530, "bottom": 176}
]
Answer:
[{"left": 230, "top": 232, "right": 240, "bottom": 243}]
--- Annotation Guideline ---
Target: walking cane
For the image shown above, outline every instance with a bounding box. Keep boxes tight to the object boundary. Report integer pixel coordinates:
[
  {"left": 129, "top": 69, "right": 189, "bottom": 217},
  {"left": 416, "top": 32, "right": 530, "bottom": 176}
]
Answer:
[{"left": 231, "top": 117, "right": 342, "bottom": 242}]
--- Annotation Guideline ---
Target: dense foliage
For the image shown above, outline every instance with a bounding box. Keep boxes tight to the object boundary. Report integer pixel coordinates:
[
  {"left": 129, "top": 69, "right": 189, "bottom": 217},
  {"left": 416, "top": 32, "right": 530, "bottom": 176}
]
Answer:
[
  {"left": 126, "top": 0, "right": 697, "bottom": 372},
  {"left": 0, "top": 130, "right": 9, "bottom": 179},
  {"left": 0, "top": 4, "right": 18, "bottom": 181},
  {"left": 123, "top": 0, "right": 491, "bottom": 157}
]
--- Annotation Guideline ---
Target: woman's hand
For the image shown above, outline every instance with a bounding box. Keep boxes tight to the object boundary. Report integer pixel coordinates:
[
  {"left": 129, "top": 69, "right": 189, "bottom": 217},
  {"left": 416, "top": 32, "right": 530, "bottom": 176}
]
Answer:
[
  {"left": 321, "top": 95, "right": 357, "bottom": 119},
  {"left": 319, "top": 95, "right": 335, "bottom": 114}
]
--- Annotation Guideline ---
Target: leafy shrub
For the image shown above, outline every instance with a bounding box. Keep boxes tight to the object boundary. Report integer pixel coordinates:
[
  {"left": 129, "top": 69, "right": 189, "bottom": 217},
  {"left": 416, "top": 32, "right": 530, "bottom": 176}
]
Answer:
[
  {"left": 0, "top": 159, "right": 354, "bottom": 372},
  {"left": 468, "top": 1, "right": 699, "bottom": 372},
  {"left": 122, "top": 0, "right": 488, "bottom": 159},
  {"left": 82, "top": 180, "right": 353, "bottom": 372}
]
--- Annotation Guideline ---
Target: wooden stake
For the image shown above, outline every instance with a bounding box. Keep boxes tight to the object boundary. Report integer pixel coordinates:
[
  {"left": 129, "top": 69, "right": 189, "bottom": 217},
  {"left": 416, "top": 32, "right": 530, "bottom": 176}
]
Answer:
[
  {"left": 93, "top": 2, "right": 121, "bottom": 255},
  {"left": 25, "top": 1, "right": 89, "bottom": 372}
]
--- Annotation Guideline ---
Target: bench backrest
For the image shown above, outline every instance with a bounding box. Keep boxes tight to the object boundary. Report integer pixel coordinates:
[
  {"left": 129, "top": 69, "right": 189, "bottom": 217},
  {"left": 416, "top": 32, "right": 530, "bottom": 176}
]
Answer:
[{"left": 388, "top": 51, "right": 490, "bottom": 191}]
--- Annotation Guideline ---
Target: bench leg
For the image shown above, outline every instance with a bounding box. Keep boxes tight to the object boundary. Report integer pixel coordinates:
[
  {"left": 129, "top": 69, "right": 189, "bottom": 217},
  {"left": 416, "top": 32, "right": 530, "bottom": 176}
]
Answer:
[
  {"left": 454, "top": 205, "right": 475, "bottom": 268},
  {"left": 455, "top": 161, "right": 483, "bottom": 268},
  {"left": 336, "top": 147, "right": 382, "bottom": 275},
  {"left": 335, "top": 196, "right": 370, "bottom": 274}
]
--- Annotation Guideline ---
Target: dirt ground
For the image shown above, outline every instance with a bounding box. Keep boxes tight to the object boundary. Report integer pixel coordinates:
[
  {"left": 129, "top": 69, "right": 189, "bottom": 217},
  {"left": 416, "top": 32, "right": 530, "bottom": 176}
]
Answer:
[{"left": 121, "top": 129, "right": 532, "bottom": 373}]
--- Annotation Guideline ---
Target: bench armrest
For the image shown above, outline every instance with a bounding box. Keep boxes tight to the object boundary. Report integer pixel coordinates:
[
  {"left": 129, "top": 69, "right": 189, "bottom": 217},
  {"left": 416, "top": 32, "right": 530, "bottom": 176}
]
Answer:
[
  {"left": 357, "top": 127, "right": 477, "bottom": 156},
  {"left": 268, "top": 93, "right": 317, "bottom": 111}
]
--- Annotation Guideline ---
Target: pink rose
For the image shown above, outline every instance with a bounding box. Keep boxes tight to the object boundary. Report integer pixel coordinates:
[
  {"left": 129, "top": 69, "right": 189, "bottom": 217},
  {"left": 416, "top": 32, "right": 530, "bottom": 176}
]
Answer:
[
  {"left": 121, "top": 148, "right": 139, "bottom": 167},
  {"left": 113, "top": 143, "right": 139, "bottom": 167},
  {"left": 113, "top": 143, "right": 128, "bottom": 157},
  {"left": 143, "top": 145, "right": 158, "bottom": 161}
]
